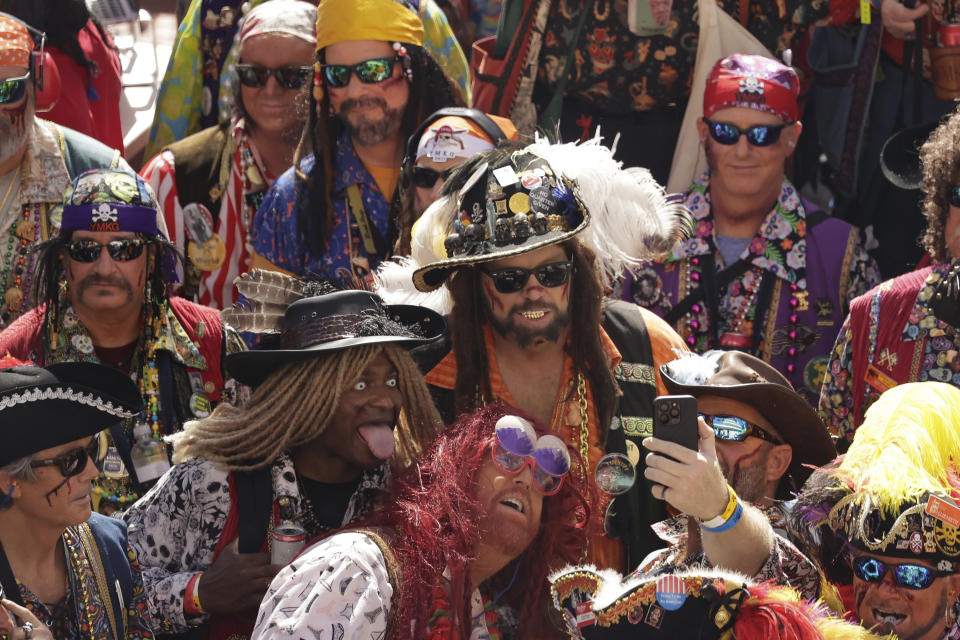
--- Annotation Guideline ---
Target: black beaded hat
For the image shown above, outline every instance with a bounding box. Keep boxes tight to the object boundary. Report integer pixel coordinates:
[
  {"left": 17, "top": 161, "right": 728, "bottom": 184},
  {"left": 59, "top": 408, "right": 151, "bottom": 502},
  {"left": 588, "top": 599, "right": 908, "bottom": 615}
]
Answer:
[
  {"left": 0, "top": 361, "right": 142, "bottom": 465},
  {"left": 411, "top": 149, "right": 589, "bottom": 291}
]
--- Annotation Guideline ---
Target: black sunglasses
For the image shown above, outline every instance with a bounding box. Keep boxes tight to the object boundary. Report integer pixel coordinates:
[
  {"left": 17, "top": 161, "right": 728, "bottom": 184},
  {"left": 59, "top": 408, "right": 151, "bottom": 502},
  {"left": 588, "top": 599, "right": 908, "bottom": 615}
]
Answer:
[
  {"left": 699, "top": 413, "right": 784, "bottom": 445},
  {"left": 66, "top": 238, "right": 149, "bottom": 263},
  {"left": 0, "top": 71, "right": 28, "bottom": 105},
  {"left": 235, "top": 64, "right": 312, "bottom": 90},
  {"left": 482, "top": 260, "right": 574, "bottom": 294},
  {"left": 30, "top": 438, "right": 102, "bottom": 478},
  {"left": 949, "top": 185, "right": 960, "bottom": 208},
  {"left": 853, "top": 556, "right": 953, "bottom": 590},
  {"left": 412, "top": 165, "right": 455, "bottom": 189},
  {"left": 703, "top": 118, "right": 790, "bottom": 147},
  {"left": 322, "top": 57, "right": 397, "bottom": 88}
]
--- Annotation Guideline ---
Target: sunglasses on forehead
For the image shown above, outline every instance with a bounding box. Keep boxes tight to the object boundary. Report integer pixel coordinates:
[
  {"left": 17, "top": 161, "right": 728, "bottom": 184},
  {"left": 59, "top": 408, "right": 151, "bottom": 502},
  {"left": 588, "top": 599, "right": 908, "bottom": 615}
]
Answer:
[
  {"left": 493, "top": 415, "right": 571, "bottom": 495},
  {"left": 30, "top": 437, "right": 102, "bottom": 479},
  {"left": 853, "top": 556, "right": 954, "bottom": 590},
  {"left": 322, "top": 57, "right": 398, "bottom": 89},
  {"left": 66, "top": 238, "right": 150, "bottom": 263},
  {"left": 482, "top": 260, "right": 574, "bottom": 294},
  {"left": 235, "top": 64, "right": 312, "bottom": 90},
  {"left": 703, "top": 118, "right": 790, "bottom": 147},
  {"left": 699, "top": 413, "right": 783, "bottom": 445},
  {"left": 0, "top": 71, "right": 28, "bottom": 105}
]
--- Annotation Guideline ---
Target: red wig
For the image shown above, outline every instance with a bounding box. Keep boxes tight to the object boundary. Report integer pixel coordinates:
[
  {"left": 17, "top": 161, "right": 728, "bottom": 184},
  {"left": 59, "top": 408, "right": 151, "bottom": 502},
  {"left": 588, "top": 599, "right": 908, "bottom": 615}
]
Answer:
[{"left": 352, "top": 403, "right": 591, "bottom": 639}]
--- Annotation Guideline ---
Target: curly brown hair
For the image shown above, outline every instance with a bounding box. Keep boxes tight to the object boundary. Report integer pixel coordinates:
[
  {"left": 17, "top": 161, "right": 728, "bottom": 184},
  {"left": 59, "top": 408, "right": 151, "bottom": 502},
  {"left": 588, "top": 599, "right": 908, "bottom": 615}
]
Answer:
[{"left": 920, "top": 109, "right": 960, "bottom": 263}]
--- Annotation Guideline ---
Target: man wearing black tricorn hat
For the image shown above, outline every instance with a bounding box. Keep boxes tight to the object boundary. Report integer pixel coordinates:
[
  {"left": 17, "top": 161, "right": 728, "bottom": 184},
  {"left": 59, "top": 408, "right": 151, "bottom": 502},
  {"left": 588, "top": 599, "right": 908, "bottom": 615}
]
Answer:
[
  {"left": 403, "top": 136, "right": 690, "bottom": 571},
  {"left": 123, "top": 278, "right": 444, "bottom": 638},
  {"left": 0, "top": 359, "right": 153, "bottom": 639}
]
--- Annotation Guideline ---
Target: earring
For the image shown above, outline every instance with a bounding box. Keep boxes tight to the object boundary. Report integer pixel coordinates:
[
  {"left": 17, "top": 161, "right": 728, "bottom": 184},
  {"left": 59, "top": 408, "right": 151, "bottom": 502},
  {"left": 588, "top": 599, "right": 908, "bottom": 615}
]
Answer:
[
  {"left": 788, "top": 141, "right": 796, "bottom": 149},
  {"left": 392, "top": 42, "right": 414, "bottom": 82},
  {"left": 946, "top": 599, "right": 959, "bottom": 628}
]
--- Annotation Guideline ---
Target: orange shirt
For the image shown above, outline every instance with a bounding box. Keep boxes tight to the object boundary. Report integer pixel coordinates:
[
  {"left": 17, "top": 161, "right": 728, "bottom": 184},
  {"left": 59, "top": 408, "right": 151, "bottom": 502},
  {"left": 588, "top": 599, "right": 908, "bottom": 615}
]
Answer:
[{"left": 425, "top": 307, "right": 688, "bottom": 570}]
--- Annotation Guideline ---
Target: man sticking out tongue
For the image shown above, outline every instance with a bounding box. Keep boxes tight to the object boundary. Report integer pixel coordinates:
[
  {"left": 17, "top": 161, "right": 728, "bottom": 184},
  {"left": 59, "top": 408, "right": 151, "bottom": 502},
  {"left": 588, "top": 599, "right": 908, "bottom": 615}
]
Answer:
[{"left": 123, "top": 279, "right": 444, "bottom": 640}]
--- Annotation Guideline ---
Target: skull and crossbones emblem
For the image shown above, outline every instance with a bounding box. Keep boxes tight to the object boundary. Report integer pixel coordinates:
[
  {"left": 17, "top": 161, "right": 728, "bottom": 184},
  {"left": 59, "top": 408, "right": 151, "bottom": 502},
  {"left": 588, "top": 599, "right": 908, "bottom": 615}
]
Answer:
[
  {"left": 91, "top": 203, "right": 119, "bottom": 223},
  {"left": 738, "top": 76, "right": 764, "bottom": 95}
]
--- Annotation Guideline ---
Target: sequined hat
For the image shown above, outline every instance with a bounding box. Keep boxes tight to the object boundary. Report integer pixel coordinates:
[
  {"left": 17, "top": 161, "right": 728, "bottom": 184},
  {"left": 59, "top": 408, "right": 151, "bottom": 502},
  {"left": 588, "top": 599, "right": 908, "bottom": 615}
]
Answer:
[
  {"left": 549, "top": 566, "right": 883, "bottom": 640},
  {"left": 793, "top": 382, "right": 960, "bottom": 567},
  {"left": 0, "top": 361, "right": 142, "bottom": 465},
  {"left": 409, "top": 137, "right": 688, "bottom": 292}
]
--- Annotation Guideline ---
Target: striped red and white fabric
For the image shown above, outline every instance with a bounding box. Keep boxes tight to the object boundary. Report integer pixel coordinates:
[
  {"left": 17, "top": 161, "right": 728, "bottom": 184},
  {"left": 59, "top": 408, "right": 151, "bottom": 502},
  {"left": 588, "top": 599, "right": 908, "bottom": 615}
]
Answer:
[{"left": 141, "top": 126, "right": 271, "bottom": 310}]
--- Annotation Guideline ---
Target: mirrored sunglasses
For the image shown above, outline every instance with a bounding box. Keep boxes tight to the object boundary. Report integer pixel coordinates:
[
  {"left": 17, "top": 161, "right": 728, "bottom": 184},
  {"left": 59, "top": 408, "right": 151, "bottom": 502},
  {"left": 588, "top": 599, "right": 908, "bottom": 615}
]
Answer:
[
  {"left": 853, "top": 556, "right": 953, "bottom": 590},
  {"left": 482, "top": 260, "right": 574, "bottom": 294},
  {"left": 699, "top": 413, "right": 783, "bottom": 445},
  {"left": 66, "top": 238, "right": 149, "bottom": 263},
  {"left": 30, "top": 437, "right": 102, "bottom": 478},
  {"left": 949, "top": 185, "right": 960, "bottom": 208},
  {"left": 703, "top": 119, "right": 788, "bottom": 147},
  {"left": 322, "top": 57, "right": 397, "bottom": 88},
  {"left": 412, "top": 165, "right": 455, "bottom": 189},
  {"left": 0, "top": 72, "right": 28, "bottom": 105},
  {"left": 493, "top": 415, "right": 570, "bottom": 496},
  {"left": 235, "top": 64, "right": 312, "bottom": 90}
]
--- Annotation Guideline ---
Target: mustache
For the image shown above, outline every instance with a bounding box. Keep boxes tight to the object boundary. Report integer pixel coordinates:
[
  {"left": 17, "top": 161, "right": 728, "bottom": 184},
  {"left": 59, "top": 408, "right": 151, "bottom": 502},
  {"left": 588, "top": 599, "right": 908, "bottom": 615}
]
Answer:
[
  {"left": 339, "top": 95, "right": 388, "bottom": 114},
  {"left": 77, "top": 273, "right": 134, "bottom": 295},
  {"left": 510, "top": 299, "right": 558, "bottom": 314}
]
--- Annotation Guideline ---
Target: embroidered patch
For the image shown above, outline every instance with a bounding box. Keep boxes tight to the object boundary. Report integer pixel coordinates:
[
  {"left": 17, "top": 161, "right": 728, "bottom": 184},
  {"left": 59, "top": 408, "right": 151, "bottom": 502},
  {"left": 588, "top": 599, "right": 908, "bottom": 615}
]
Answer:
[
  {"left": 803, "top": 355, "right": 829, "bottom": 395},
  {"left": 770, "top": 324, "right": 819, "bottom": 357},
  {"left": 934, "top": 520, "right": 960, "bottom": 557},
  {"left": 615, "top": 361, "right": 656, "bottom": 386},
  {"left": 621, "top": 416, "right": 653, "bottom": 437},
  {"left": 878, "top": 348, "right": 899, "bottom": 370},
  {"left": 814, "top": 297, "right": 833, "bottom": 318}
]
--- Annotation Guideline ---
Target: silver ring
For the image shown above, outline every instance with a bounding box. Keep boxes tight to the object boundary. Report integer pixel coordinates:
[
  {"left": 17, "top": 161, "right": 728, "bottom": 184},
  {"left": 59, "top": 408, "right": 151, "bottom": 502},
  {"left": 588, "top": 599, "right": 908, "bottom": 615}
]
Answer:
[
  {"left": 659, "top": 485, "right": 667, "bottom": 500},
  {"left": 21, "top": 622, "right": 33, "bottom": 639}
]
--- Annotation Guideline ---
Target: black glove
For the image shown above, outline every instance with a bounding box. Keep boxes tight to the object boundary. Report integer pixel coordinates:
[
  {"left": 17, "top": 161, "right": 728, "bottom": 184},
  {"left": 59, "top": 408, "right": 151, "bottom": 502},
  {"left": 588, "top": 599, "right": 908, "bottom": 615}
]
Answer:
[{"left": 928, "top": 259, "right": 960, "bottom": 330}]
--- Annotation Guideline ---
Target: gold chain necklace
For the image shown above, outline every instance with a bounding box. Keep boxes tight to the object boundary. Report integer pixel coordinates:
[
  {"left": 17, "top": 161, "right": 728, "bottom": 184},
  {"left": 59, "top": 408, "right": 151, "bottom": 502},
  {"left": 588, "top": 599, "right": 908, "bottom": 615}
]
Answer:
[{"left": 572, "top": 373, "right": 590, "bottom": 481}]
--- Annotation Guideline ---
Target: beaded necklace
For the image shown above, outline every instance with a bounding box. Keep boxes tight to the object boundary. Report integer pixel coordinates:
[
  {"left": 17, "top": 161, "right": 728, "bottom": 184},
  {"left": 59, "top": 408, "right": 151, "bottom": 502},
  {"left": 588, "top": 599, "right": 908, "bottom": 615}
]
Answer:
[
  {"left": 237, "top": 128, "right": 268, "bottom": 258},
  {"left": 61, "top": 529, "right": 98, "bottom": 638}
]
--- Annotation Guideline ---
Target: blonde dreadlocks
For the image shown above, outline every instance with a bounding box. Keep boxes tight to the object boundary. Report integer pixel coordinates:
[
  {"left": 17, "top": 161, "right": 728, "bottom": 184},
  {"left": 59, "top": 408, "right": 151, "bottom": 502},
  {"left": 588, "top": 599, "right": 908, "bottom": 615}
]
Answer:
[{"left": 170, "top": 343, "right": 441, "bottom": 471}]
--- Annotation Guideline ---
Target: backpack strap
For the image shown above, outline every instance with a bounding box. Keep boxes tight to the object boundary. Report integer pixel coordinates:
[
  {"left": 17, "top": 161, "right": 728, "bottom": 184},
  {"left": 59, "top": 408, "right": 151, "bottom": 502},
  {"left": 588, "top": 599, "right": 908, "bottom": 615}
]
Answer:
[{"left": 232, "top": 466, "right": 275, "bottom": 554}]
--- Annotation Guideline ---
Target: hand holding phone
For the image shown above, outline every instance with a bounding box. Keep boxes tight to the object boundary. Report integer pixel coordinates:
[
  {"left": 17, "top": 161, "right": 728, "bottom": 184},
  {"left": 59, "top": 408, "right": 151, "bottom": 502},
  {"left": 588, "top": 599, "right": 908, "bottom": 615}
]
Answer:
[{"left": 653, "top": 395, "right": 699, "bottom": 453}]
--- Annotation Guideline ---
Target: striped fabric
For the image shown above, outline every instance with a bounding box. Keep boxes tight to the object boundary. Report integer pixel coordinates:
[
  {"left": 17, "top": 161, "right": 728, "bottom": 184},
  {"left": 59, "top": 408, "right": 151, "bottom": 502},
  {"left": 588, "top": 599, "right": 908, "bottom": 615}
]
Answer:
[{"left": 141, "top": 124, "right": 271, "bottom": 309}]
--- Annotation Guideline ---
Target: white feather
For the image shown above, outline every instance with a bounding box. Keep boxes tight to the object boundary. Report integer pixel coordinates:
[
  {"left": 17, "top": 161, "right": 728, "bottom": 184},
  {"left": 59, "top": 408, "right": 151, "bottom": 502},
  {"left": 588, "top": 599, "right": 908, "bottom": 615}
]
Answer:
[
  {"left": 661, "top": 350, "right": 724, "bottom": 386},
  {"left": 410, "top": 196, "right": 459, "bottom": 269},
  {"left": 373, "top": 257, "right": 452, "bottom": 315},
  {"left": 526, "top": 133, "right": 691, "bottom": 286}
]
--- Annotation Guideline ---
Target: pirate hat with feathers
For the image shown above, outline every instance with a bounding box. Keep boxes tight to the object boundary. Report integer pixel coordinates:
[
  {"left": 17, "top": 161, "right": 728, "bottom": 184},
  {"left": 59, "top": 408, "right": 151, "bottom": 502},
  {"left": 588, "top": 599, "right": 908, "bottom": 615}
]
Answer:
[
  {"left": 794, "top": 382, "right": 960, "bottom": 566},
  {"left": 408, "top": 135, "right": 690, "bottom": 292}
]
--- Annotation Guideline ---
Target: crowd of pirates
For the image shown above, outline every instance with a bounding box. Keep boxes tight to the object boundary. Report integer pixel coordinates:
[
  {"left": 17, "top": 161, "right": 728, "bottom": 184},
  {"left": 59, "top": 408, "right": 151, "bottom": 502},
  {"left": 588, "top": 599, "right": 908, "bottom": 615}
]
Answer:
[{"left": 2, "top": 1, "right": 960, "bottom": 639}]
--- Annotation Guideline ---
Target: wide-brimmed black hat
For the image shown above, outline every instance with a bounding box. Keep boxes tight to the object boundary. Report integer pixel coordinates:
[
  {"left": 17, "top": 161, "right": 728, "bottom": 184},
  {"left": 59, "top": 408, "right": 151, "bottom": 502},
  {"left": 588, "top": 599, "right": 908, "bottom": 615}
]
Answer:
[
  {"left": 226, "top": 289, "right": 445, "bottom": 387},
  {"left": 880, "top": 120, "right": 941, "bottom": 190},
  {"left": 661, "top": 351, "right": 836, "bottom": 495},
  {"left": 0, "top": 362, "right": 142, "bottom": 466}
]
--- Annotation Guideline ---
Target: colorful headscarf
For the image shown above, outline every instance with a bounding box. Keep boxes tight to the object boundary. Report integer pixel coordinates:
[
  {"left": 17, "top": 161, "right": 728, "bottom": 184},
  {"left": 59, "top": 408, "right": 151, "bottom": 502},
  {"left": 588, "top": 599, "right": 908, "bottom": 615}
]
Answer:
[
  {"left": 315, "top": 0, "right": 425, "bottom": 51},
  {"left": 0, "top": 15, "right": 33, "bottom": 69},
  {"left": 415, "top": 114, "right": 517, "bottom": 164},
  {"left": 61, "top": 169, "right": 161, "bottom": 236},
  {"left": 237, "top": 0, "right": 316, "bottom": 45},
  {"left": 703, "top": 54, "right": 799, "bottom": 124}
]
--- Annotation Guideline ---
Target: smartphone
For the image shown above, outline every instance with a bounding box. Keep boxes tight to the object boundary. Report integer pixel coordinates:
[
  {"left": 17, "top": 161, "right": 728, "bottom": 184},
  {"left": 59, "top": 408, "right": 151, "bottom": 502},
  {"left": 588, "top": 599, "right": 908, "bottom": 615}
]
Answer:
[{"left": 653, "top": 395, "right": 699, "bottom": 452}]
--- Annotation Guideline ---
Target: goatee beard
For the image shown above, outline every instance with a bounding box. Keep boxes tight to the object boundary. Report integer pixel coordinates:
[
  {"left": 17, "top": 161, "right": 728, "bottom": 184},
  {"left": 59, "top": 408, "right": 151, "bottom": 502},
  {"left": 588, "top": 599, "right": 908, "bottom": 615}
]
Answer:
[
  {"left": 485, "top": 298, "right": 571, "bottom": 349},
  {"left": 339, "top": 96, "right": 404, "bottom": 147}
]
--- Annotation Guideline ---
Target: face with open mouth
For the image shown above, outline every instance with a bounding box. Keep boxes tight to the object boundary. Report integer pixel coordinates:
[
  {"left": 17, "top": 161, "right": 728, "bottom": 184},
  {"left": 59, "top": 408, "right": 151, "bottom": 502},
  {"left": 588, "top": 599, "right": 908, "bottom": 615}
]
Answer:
[
  {"left": 853, "top": 552, "right": 960, "bottom": 640},
  {"left": 474, "top": 452, "right": 545, "bottom": 563},
  {"left": 481, "top": 245, "right": 572, "bottom": 349}
]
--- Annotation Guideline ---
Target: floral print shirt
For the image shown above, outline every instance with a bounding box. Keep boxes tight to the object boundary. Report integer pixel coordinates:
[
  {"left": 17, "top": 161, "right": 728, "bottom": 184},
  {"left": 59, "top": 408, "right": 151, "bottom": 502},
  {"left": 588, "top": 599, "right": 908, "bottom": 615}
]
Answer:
[
  {"left": 123, "top": 454, "right": 389, "bottom": 634},
  {"left": 252, "top": 134, "right": 393, "bottom": 287},
  {"left": 16, "top": 529, "right": 153, "bottom": 640},
  {"left": 538, "top": 0, "right": 829, "bottom": 114}
]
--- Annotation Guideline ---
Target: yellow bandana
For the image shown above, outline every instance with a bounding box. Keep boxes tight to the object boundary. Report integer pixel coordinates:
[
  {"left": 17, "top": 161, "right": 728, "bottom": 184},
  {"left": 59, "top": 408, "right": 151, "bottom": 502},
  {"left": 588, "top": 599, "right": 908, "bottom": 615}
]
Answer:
[{"left": 315, "top": 0, "right": 425, "bottom": 51}]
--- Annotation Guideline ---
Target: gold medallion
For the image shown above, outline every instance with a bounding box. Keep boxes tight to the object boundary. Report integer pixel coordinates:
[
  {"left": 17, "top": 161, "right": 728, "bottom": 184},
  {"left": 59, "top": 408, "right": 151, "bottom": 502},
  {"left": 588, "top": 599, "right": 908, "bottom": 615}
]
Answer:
[
  {"left": 187, "top": 236, "right": 227, "bottom": 271},
  {"left": 4, "top": 286, "right": 23, "bottom": 312},
  {"left": 508, "top": 192, "right": 530, "bottom": 214},
  {"left": 14, "top": 219, "right": 34, "bottom": 241}
]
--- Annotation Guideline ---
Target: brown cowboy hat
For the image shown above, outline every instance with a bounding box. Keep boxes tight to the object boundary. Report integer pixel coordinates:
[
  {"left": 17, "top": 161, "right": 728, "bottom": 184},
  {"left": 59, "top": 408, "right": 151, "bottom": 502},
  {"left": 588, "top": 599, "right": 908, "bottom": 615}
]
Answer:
[{"left": 660, "top": 351, "right": 836, "bottom": 496}]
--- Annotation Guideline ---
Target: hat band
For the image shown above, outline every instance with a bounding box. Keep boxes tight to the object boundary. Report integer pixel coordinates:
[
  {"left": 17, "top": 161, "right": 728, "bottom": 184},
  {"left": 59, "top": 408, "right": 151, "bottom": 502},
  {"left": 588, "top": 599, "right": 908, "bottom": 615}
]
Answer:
[
  {"left": 61, "top": 204, "right": 159, "bottom": 235},
  {"left": 0, "top": 386, "right": 137, "bottom": 418},
  {"left": 280, "top": 314, "right": 419, "bottom": 350}
]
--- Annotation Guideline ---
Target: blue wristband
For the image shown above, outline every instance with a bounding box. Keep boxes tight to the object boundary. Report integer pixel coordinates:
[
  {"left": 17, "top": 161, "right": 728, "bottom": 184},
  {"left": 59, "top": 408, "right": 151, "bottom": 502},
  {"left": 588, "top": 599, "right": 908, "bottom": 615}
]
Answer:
[
  {"left": 871, "top": 0, "right": 882, "bottom": 10},
  {"left": 701, "top": 501, "right": 743, "bottom": 533}
]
